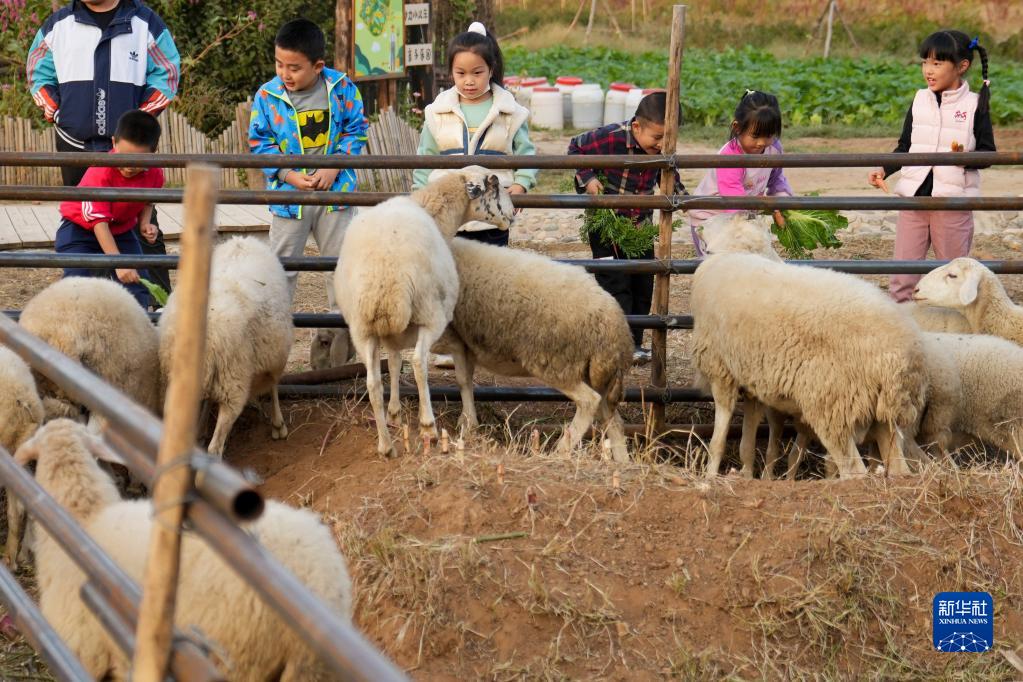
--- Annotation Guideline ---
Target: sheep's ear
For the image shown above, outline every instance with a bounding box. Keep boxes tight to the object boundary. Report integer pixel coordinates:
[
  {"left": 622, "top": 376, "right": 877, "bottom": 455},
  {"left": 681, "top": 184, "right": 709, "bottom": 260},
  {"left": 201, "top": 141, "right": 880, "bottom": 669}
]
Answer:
[
  {"left": 485, "top": 174, "right": 501, "bottom": 194},
  {"left": 959, "top": 267, "right": 982, "bottom": 305},
  {"left": 465, "top": 181, "right": 484, "bottom": 199}
]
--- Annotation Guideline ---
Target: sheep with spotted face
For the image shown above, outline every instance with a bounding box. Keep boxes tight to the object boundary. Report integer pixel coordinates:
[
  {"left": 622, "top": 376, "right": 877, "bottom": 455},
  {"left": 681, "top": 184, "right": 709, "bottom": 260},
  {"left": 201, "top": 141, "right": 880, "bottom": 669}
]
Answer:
[
  {"left": 334, "top": 168, "right": 515, "bottom": 457},
  {"left": 11, "top": 419, "right": 353, "bottom": 681}
]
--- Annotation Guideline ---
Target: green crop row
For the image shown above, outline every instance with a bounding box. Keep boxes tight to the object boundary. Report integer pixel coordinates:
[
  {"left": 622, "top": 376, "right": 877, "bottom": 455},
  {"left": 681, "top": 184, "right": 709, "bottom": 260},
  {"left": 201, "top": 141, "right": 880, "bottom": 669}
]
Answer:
[{"left": 505, "top": 46, "right": 1023, "bottom": 127}]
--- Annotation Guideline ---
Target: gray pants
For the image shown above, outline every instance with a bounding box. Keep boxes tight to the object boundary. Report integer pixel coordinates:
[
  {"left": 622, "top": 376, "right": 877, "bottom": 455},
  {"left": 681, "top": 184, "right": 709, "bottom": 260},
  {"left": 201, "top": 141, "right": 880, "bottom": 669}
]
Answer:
[{"left": 269, "top": 206, "right": 354, "bottom": 310}]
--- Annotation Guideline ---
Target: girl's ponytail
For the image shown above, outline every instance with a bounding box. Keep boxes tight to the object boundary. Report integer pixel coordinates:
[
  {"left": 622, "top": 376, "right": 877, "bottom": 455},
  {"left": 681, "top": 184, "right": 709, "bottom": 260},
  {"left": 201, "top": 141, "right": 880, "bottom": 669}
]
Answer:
[{"left": 973, "top": 40, "right": 991, "bottom": 116}]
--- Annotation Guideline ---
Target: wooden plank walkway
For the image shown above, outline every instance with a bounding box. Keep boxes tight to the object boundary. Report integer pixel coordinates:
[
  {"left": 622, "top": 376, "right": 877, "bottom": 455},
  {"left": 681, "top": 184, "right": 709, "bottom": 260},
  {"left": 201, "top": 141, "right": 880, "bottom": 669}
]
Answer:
[{"left": 0, "top": 203, "right": 269, "bottom": 250}]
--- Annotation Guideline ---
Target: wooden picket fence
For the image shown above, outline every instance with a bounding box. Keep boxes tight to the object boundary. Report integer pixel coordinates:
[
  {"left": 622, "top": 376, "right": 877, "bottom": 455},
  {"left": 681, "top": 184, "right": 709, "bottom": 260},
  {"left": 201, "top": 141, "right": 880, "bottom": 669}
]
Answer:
[{"left": 0, "top": 103, "right": 419, "bottom": 192}]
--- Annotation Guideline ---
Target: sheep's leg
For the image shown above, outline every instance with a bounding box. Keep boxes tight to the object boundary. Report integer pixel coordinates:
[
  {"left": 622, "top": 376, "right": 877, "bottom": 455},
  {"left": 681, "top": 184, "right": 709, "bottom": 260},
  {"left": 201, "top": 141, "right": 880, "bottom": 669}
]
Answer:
[
  {"left": 706, "top": 383, "right": 737, "bottom": 477},
  {"left": 206, "top": 398, "right": 244, "bottom": 458},
  {"left": 875, "top": 423, "right": 911, "bottom": 476},
  {"left": 269, "top": 385, "right": 287, "bottom": 440},
  {"left": 5, "top": 496, "right": 26, "bottom": 568},
  {"left": 385, "top": 344, "right": 402, "bottom": 425},
  {"left": 412, "top": 327, "right": 439, "bottom": 441},
  {"left": 597, "top": 398, "right": 629, "bottom": 463},
  {"left": 739, "top": 398, "right": 765, "bottom": 479},
  {"left": 786, "top": 424, "right": 811, "bottom": 481},
  {"left": 359, "top": 336, "right": 394, "bottom": 457},
  {"left": 555, "top": 382, "right": 602, "bottom": 456},
  {"left": 818, "top": 432, "right": 867, "bottom": 479},
  {"left": 763, "top": 408, "right": 786, "bottom": 480},
  {"left": 450, "top": 341, "right": 478, "bottom": 432}
]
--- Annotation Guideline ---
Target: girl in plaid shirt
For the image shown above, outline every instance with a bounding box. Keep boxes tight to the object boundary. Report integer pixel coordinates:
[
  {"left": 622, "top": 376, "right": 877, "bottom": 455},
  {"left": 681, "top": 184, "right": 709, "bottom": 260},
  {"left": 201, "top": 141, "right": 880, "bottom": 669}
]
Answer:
[{"left": 568, "top": 91, "right": 683, "bottom": 364}]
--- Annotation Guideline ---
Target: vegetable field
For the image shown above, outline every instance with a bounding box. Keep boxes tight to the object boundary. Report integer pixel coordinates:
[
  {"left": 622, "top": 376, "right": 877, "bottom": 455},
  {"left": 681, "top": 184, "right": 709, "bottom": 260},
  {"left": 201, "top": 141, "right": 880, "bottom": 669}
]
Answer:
[{"left": 506, "top": 46, "right": 1023, "bottom": 127}]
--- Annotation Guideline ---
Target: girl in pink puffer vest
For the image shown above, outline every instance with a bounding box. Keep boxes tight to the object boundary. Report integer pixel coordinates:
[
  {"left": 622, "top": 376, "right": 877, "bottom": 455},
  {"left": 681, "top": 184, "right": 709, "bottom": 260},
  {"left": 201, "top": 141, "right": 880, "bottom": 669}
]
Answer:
[{"left": 868, "top": 30, "right": 996, "bottom": 302}]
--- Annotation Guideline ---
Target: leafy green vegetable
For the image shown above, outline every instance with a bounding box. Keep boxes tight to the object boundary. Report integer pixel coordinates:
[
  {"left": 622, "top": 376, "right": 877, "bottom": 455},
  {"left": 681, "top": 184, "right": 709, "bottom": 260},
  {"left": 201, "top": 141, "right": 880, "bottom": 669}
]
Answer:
[
  {"left": 139, "top": 277, "right": 169, "bottom": 306},
  {"left": 770, "top": 209, "right": 846, "bottom": 259},
  {"left": 579, "top": 209, "right": 661, "bottom": 258}
]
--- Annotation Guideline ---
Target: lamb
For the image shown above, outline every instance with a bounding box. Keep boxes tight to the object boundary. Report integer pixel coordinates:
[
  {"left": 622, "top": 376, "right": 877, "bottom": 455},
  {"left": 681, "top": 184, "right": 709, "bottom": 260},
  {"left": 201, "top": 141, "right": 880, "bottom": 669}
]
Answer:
[
  {"left": 334, "top": 169, "right": 515, "bottom": 457},
  {"left": 0, "top": 346, "right": 44, "bottom": 455},
  {"left": 309, "top": 328, "right": 354, "bottom": 370},
  {"left": 435, "top": 238, "right": 634, "bottom": 461},
  {"left": 691, "top": 216, "right": 927, "bottom": 479},
  {"left": 913, "top": 257, "right": 1023, "bottom": 343},
  {"left": 18, "top": 278, "right": 160, "bottom": 419},
  {"left": 158, "top": 236, "right": 293, "bottom": 457},
  {"left": 11, "top": 419, "right": 352, "bottom": 681}
]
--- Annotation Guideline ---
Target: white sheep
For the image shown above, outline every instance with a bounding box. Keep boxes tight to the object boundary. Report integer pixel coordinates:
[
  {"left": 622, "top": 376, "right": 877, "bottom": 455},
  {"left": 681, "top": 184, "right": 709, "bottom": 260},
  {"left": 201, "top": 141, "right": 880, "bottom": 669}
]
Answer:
[
  {"left": 913, "top": 257, "right": 1023, "bottom": 343},
  {"left": 915, "top": 333, "right": 1023, "bottom": 457},
  {"left": 18, "top": 278, "right": 160, "bottom": 419},
  {"left": 692, "top": 221, "right": 927, "bottom": 479},
  {"left": 158, "top": 236, "right": 293, "bottom": 457},
  {"left": 436, "top": 238, "right": 635, "bottom": 461},
  {"left": 309, "top": 328, "right": 354, "bottom": 370},
  {"left": 0, "top": 346, "right": 44, "bottom": 455},
  {"left": 334, "top": 169, "right": 515, "bottom": 457},
  {"left": 11, "top": 419, "right": 352, "bottom": 681}
]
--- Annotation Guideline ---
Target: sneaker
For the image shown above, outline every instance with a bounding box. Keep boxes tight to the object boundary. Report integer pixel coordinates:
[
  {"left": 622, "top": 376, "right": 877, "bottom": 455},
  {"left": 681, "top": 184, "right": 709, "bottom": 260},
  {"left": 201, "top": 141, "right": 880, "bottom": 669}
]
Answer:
[
  {"left": 432, "top": 353, "right": 455, "bottom": 369},
  {"left": 632, "top": 347, "right": 652, "bottom": 365}
]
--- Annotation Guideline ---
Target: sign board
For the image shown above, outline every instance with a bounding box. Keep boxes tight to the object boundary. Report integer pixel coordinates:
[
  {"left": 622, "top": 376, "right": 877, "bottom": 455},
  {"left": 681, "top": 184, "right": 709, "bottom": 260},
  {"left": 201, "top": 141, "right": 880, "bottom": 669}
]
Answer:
[
  {"left": 352, "top": 0, "right": 405, "bottom": 78},
  {"left": 405, "top": 43, "right": 433, "bottom": 67},
  {"left": 404, "top": 3, "right": 429, "bottom": 25}
]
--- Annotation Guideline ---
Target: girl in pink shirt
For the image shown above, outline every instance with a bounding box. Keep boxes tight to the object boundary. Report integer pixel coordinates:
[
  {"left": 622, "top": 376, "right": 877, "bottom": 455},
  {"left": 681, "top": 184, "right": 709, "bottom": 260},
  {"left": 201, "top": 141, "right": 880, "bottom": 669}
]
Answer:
[{"left": 689, "top": 90, "right": 792, "bottom": 255}]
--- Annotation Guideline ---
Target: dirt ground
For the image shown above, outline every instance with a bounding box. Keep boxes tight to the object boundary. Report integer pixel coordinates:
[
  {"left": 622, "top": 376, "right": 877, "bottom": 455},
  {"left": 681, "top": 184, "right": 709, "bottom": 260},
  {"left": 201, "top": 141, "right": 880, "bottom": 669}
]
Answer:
[{"left": 3, "top": 135, "right": 1023, "bottom": 679}]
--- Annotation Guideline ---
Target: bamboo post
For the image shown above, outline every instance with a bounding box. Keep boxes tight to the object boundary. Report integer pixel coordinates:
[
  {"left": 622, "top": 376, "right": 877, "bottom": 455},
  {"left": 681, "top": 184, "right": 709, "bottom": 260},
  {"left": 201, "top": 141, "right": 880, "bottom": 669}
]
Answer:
[
  {"left": 131, "top": 164, "right": 219, "bottom": 682},
  {"left": 584, "top": 0, "right": 598, "bottom": 41},
  {"left": 823, "top": 0, "right": 835, "bottom": 58},
  {"left": 651, "top": 5, "right": 685, "bottom": 434}
]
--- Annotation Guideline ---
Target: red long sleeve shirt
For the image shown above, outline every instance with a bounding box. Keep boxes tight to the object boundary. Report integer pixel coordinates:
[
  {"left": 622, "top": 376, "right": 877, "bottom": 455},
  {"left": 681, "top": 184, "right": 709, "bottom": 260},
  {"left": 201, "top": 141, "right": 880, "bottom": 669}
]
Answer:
[{"left": 59, "top": 159, "right": 164, "bottom": 235}]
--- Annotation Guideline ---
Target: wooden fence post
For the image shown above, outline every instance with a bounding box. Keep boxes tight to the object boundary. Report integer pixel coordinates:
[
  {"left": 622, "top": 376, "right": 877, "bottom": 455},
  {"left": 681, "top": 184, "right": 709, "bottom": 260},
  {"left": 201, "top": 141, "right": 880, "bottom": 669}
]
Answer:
[
  {"left": 131, "top": 164, "right": 219, "bottom": 681},
  {"left": 651, "top": 5, "right": 685, "bottom": 435}
]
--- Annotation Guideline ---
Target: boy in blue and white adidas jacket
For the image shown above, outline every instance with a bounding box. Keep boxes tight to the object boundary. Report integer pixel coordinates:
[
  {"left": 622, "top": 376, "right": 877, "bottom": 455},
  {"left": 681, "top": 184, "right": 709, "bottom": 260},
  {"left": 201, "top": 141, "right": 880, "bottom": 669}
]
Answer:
[{"left": 27, "top": 0, "right": 180, "bottom": 304}]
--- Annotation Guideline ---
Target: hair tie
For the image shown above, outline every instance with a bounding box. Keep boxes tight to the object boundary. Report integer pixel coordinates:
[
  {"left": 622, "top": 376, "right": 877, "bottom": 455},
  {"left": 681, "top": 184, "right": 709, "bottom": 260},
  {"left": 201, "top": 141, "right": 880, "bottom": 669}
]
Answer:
[
  {"left": 968, "top": 36, "right": 979, "bottom": 49},
  {"left": 745, "top": 89, "right": 755, "bottom": 97},
  {"left": 983, "top": 79, "right": 991, "bottom": 87},
  {"left": 467, "top": 21, "right": 487, "bottom": 36}
]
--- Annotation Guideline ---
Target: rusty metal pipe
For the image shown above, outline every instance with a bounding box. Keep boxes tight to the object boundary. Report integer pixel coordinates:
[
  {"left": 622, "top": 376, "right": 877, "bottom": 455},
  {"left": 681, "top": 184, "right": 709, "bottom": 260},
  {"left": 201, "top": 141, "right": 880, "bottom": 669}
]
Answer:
[
  {"left": 279, "top": 384, "right": 711, "bottom": 403},
  {"left": 1, "top": 184, "right": 1022, "bottom": 211},
  {"left": 104, "top": 432, "right": 407, "bottom": 682},
  {"left": 0, "top": 449, "right": 225, "bottom": 681},
  {"left": 0, "top": 560, "right": 93, "bottom": 681},
  {"left": 0, "top": 315, "right": 262, "bottom": 524},
  {"left": 8, "top": 252, "right": 1023, "bottom": 275},
  {"left": 0, "top": 150, "right": 1018, "bottom": 169},
  {"left": 280, "top": 359, "right": 391, "bottom": 385}
]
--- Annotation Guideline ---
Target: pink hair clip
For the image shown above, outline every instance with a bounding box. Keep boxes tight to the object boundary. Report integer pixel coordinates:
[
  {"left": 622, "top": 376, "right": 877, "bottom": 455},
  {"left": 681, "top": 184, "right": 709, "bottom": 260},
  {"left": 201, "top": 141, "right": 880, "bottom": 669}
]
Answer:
[{"left": 983, "top": 79, "right": 991, "bottom": 87}]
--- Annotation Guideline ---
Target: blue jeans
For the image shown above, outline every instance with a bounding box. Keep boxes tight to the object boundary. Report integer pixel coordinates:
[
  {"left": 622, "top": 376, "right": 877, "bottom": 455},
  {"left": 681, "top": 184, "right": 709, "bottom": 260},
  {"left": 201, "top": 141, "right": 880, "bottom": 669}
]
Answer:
[{"left": 55, "top": 219, "right": 150, "bottom": 308}]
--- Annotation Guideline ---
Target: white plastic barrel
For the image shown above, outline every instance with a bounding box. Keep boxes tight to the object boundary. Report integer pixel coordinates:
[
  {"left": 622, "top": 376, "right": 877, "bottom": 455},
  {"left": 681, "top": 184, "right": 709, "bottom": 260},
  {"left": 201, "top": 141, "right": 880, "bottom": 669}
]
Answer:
[
  {"left": 603, "top": 82, "right": 636, "bottom": 125},
  {"left": 555, "top": 76, "right": 583, "bottom": 127},
  {"left": 530, "top": 86, "right": 564, "bottom": 130},
  {"left": 571, "top": 84, "right": 604, "bottom": 130},
  {"left": 624, "top": 87, "right": 660, "bottom": 120},
  {"left": 515, "top": 77, "right": 549, "bottom": 108}
]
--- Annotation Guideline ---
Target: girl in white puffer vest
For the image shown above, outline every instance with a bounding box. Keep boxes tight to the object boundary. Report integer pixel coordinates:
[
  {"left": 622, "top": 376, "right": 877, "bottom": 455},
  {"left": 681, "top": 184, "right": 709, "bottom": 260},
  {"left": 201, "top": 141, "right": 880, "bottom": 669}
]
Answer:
[{"left": 868, "top": 30, "right": 996, "bottom": 303}]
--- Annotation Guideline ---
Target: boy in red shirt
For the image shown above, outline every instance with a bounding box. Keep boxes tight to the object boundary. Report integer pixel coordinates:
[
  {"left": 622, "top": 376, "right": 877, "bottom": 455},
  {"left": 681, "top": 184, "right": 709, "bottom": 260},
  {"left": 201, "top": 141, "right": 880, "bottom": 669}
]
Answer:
[{"left": 56, "top": 110, "right": 164, "bottom": 308}]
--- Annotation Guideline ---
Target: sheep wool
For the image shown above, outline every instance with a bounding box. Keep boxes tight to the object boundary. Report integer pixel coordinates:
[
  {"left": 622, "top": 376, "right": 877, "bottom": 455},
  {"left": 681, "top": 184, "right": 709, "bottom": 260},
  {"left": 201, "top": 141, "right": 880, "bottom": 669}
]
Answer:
[
  {"left": 0, "top": 346, "right": 44, "bottom": 455},
  {"left": 692, "top": 252, "right": 927, "bottom": 478},
  {"left": 159, "top": 236, "right": 293, "bottom": 457},
  {"left": 334, "top": 170, "right": 514, "bottom": 457},
  {"left": 439, "top": 238, "right": 634, "bottom": 460},
  {"left": 17, "top": 420, "right": 352, "bottom": 681},
  {"left": 19, "top": 278, "right": 160, "bottom": 418}
]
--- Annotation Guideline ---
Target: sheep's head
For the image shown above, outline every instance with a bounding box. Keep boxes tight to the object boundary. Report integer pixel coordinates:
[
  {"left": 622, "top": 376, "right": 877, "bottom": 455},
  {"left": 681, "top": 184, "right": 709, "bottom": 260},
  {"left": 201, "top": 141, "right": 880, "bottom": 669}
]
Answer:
[
  {"left": 698, "top": 213, "right": 780, "bottom": 261},
  {"left": 913, "top": 257, "right": 988, "bottom": 308},
  {"left": 461, "top": 170, "right": 516, "bottom": 230}
]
